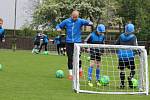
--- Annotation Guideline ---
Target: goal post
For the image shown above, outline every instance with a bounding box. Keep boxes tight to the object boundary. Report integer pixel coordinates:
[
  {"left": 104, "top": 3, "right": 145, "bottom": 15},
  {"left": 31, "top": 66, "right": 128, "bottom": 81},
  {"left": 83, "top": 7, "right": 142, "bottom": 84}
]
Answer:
[{"left": 73, "top": 43, "right": 149, "bottom": 95}]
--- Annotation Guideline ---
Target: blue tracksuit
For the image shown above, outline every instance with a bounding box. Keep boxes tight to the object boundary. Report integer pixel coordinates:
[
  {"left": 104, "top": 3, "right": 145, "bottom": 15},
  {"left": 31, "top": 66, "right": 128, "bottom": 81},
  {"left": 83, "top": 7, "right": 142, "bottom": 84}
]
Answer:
[
  {"left": 56, "top": 17, "right": 92, "bottom": 43},
  {"left": 87, "top": 32, "right": 105, "bottom": 44},
  {"left": 116, "top": 33, "right": 138, "bottom": 60}
]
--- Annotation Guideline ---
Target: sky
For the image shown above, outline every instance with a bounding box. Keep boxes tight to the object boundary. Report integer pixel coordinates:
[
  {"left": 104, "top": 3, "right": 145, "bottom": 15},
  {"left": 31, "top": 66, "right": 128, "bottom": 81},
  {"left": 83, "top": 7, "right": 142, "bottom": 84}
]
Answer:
[{"left": 0, "top": 0, "right": 33, "bottom": 29}]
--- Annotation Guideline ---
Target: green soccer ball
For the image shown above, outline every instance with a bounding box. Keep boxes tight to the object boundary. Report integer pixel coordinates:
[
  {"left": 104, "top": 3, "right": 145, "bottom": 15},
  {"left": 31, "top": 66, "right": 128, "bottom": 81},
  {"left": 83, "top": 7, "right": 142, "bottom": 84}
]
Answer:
[
  {"left": 100, "top": 75, "right": 110, "bottom": 86},
  {"left": 131, "top": 78, "right": 138, "bottom": 88},
  {"left": 43, "top": 51, "right": 49, "bottom": 55},
  {"left": 56, "top": 70, "right": 64, "bottom": 78}
]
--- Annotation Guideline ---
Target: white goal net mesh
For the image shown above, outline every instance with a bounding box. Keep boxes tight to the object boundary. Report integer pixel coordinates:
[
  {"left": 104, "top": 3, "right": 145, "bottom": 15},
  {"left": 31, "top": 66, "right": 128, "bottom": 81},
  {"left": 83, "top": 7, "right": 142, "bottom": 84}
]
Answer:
[{"left": 73, "top": 43, "right": 149, "bottom": 95}]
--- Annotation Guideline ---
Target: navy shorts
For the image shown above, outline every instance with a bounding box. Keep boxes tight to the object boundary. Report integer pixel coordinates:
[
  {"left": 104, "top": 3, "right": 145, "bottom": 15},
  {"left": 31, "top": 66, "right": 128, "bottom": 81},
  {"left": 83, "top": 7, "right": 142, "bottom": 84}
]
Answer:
[
  {"left": 90, "top": 48, "right": 102, "bottom": 61},
  {"left": 118, "top": 58, "right": 135, "bottom": 70}
]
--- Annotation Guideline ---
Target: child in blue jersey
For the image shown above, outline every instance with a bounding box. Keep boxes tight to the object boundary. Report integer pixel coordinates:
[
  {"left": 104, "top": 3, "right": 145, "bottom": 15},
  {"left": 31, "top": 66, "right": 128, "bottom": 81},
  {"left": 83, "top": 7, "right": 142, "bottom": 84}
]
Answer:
[
  {"left": 32, "top": 32, "right": 42, "bottom": 53},
  {"left": 116, "top": 23, "right": 138, "bottom": 89},
  {"left": 86, "top": 24, "right": 106, "bottom": 87},
  {"left": 0, "top": 18, "right": 5, "bottom": 42},
  {"left": 54, "top": 35, "right": 61, "bottom": 55},
  {"left": 39, "top": 33, "right": 49, "bottom": 53}
]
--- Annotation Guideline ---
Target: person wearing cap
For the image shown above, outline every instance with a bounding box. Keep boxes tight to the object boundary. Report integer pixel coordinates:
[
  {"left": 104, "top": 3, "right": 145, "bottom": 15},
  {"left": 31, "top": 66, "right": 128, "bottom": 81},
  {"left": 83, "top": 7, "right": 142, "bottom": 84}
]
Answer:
[
  {"left": 115, "top": 23, "right": 138, "bottom": 89},
  {"left": 56, "top": 10, "right": 93, "bottom": 80},
  {"left": 38, "top": 33, "right": 49, "bottom": 53},
  {"left": 86, "top": 24, "right": 106, "bottom": 87},
  {"left": 32, "top": 32, "right": 43, "bottom": 54}
]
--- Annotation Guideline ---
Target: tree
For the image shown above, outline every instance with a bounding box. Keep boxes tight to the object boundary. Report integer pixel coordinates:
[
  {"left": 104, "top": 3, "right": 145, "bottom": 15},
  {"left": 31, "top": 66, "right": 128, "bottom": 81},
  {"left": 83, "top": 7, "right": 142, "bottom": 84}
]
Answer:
[{"left": 32, "top": 0, "right": 109, "bottom": 28}]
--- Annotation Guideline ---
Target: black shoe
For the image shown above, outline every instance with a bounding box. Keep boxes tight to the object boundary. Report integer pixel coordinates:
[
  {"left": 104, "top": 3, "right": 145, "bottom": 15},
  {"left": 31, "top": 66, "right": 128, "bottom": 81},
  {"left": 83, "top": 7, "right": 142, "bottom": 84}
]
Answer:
[
  {"left": 120, "top": 85, "right": 125, "bottom": 89},
  {"left": 120, "top": 83, "right": 125, "bottom": 89},
  {"left": 128, "top": 76, "right": 134, "bottom": 88}
]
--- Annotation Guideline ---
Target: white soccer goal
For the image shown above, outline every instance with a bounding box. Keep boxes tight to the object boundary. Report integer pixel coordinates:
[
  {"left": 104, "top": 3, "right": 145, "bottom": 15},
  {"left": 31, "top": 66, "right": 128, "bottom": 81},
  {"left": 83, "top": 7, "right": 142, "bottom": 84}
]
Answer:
[{"left": 73, "top": 43, "right": 149, "bottom": 95}]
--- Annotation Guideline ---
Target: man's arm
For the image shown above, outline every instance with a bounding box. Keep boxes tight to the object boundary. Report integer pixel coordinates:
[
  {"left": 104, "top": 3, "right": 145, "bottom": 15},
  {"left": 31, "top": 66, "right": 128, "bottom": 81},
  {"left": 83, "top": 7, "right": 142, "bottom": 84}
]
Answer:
[
  {"left": 56, "top": 20, "right": 66, "bottom": 31},
  {"left": 81, "top": 19, "right": 93, "bottom": 26}
]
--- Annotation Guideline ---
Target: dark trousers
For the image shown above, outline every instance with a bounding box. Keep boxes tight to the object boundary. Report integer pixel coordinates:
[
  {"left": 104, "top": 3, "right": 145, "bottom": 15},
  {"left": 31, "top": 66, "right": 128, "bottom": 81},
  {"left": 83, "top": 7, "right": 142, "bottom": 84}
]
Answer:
[
  {"left": 39, "top": 43, "right": 48, "bottom": 52},
  {"left": 66, "top": 43, "right": 81, "bottom": 70}
]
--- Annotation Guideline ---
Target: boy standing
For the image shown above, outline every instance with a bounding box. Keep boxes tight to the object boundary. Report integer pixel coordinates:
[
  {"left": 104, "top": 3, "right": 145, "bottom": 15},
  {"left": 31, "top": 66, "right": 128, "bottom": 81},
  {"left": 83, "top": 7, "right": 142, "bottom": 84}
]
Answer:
[{"left": 116, "top": 23, "right": 138, "bottom": 89}]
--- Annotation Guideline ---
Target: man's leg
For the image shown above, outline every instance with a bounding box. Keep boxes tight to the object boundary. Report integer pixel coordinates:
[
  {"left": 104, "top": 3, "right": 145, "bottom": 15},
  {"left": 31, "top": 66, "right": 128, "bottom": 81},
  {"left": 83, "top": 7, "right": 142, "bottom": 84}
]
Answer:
[
  {"left": 79, "top": 54, "right": 83, "bottom": 77},
  {"left": 66, "top": 43, "right": 74, "bottom": 80}
]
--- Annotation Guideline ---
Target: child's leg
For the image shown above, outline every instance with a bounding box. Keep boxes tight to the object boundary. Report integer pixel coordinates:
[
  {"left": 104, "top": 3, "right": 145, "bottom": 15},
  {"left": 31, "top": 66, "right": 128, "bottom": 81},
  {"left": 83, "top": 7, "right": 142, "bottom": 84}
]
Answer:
[
  {"left": 96, "top": 61, "right": 100, "bottom": 81},
  {"left": 39, "top": 44, "right": 43, "bottom": 52},
  {"left": 44, "top": 43, "right": 48, "bottom": 51},
  {"left": 128, "top": 58, "right": 135, "bottom": 88},
  {"left": 88, "top": 60, "right": 95, "bottom": 81},
  {"left": 95, "top": 53, "right": 101, "bottom": 81},
  {"left": 119, "top": 59, "right": 126, "bottom": 88}
]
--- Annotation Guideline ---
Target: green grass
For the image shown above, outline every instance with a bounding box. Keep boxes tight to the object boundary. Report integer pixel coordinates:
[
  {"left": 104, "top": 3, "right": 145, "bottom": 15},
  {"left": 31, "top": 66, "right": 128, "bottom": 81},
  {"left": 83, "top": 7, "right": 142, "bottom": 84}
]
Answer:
[{"left": 0, "top": 50, "right": 150, "bottom": 100}]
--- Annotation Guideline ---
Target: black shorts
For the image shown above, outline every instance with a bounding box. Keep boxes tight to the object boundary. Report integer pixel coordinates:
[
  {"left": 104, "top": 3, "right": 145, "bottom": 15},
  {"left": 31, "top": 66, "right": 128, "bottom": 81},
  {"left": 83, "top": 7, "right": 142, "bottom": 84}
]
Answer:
[
  {"left": 90, "top": 48, "right": 102, "bottom": 61},
  {"left": 118, "top": 58, "right": 135, "bottom": 70},
  {"left": 34, "top": 41, "right": 40, "bottom": 45}
]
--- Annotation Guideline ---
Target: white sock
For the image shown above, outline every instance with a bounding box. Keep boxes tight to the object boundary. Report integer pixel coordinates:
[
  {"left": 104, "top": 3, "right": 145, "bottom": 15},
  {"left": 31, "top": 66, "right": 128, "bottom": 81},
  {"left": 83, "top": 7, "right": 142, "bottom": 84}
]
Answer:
[
  {"left": 32, "top": 49, "right": 35, "bottom": 53},
  {"left": 69, "top": 70, "right": 72, "bottom": 76}
]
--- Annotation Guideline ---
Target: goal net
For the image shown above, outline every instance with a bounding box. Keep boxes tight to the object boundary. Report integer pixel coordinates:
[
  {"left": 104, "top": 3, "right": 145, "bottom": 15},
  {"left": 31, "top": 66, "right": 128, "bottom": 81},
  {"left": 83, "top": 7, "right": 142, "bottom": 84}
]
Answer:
[{"left": 73, "top": 43, "right": 149, "bottom": 95}]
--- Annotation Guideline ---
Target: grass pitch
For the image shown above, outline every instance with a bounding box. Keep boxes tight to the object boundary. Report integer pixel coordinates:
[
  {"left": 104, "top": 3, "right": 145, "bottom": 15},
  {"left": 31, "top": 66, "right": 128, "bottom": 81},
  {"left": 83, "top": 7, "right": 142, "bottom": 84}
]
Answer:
[{"left": 0, "top": 50, "right": 150, "bottom": 100}]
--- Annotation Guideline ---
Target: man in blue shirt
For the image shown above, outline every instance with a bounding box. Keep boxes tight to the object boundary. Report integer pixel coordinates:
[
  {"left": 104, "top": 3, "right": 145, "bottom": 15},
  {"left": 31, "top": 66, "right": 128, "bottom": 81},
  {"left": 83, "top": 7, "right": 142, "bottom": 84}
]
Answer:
[
  {"left": 116, "top": 23, "right": 138, "bottom": 89},
  {"left": 86, "top": 24, "right": 106, "bottom": 87},
  {"left": 56, "top": 10, "right": 93, "bottom": 80},
  {"left": 0, "top": 18, "right": 5, "bottom": 43}
]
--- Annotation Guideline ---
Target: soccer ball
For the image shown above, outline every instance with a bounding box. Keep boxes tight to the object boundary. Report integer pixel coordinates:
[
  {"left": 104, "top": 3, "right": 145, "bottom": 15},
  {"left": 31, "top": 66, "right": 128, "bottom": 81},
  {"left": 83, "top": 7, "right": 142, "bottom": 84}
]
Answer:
[
  {"left": 131, "top": 78, "right": 138, "bottom": 88},
  {"left": 56, "top": 70, "right": 64, "bottom": 78},
  {"left": 43, "top": 51, "right": 49, "bottom": 55},
  {"left": 100, "top": 75, "right": 110, "bottom": 86}
]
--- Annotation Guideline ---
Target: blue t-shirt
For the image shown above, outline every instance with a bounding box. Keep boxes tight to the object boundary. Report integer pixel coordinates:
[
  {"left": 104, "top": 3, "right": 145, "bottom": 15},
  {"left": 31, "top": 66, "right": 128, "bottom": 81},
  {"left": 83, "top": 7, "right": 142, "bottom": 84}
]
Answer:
[
  {"left": 87, "top": 32, "right": 105, "bottom": 44},
  {"left": 116, "top": 33, "right": 137, "bottom": 59}
]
